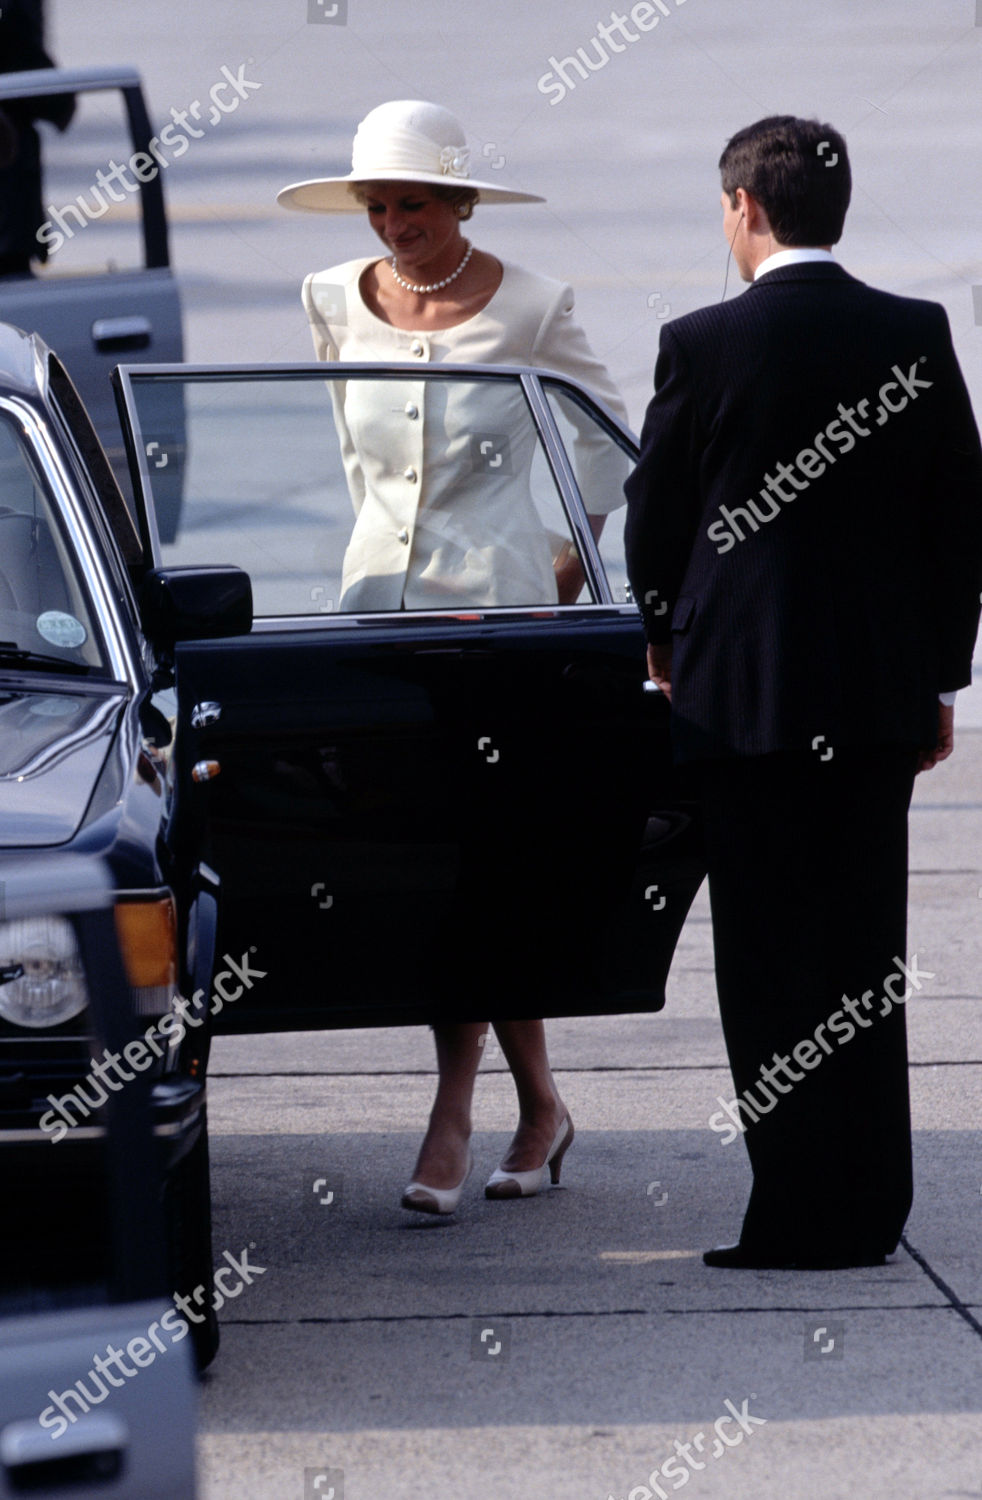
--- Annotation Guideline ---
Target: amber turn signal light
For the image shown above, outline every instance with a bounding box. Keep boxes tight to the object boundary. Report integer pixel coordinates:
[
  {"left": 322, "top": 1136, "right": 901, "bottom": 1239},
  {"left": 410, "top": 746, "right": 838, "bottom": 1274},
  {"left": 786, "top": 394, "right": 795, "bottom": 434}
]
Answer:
[{"left": 114, "top": 896, "right": 177, "bottom": 989}]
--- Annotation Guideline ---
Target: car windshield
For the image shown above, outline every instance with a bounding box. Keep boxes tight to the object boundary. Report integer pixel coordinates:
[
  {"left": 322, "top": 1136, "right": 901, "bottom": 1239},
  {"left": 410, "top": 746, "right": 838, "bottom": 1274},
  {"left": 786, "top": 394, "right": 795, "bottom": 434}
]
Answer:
[
  {"left": 123, "top": 368, "right": 632, "bottom": 617},
  {"left": 0, "top": 409, "right": 106, "bottom": 675}
]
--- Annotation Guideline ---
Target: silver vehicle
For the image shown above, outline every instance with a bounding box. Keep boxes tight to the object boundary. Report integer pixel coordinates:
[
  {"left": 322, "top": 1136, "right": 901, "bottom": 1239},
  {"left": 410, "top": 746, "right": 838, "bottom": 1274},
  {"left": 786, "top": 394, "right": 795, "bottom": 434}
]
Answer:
[
  {"left": 0, "top": 65, "right": 184, "bottom": 530},
  {"left": 0, "top": 857, "right": 197, "bottom": 1500}
]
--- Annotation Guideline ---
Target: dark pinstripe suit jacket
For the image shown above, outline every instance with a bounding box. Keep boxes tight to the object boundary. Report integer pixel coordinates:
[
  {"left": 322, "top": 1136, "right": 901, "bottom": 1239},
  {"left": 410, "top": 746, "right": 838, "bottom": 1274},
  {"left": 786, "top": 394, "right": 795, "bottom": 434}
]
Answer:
[{"left": 624, "top": 262, "right": 982, "bottom": 762}]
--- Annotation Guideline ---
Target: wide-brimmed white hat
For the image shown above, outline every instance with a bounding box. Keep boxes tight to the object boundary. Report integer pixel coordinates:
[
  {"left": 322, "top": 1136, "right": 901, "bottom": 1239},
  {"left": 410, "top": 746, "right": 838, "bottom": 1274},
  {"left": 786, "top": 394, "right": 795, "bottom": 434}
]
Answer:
[{"left": 276, "top": 99, "right": 544, "bottom": 213}]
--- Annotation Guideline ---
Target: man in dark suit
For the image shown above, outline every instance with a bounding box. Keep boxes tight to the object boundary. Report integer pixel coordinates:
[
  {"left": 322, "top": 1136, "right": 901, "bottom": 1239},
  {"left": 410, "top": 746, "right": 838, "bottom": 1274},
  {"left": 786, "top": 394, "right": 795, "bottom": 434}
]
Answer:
[
  {"left": 624, "top": 115, "right": 982, "bottom": 1269},
  {"left": 0, "top": 0, "right": 75, "bottom": 276}
]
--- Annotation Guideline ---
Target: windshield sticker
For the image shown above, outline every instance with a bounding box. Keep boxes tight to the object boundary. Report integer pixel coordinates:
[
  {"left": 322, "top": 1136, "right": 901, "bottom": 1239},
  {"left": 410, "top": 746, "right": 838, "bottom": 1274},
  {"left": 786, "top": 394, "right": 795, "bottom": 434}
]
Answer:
[{"left": 36, "top": 612, "right": 87, "bottom": 649}]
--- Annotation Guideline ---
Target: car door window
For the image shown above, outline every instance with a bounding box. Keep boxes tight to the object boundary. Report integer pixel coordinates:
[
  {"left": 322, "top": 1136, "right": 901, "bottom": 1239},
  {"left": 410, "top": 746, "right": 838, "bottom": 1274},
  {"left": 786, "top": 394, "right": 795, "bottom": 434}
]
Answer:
[
  {"left": 122, "top": 370, "right": 616, "bottom": 616},
  {"left": 33, "top": 88, "right": 146, "bottom": 276}
]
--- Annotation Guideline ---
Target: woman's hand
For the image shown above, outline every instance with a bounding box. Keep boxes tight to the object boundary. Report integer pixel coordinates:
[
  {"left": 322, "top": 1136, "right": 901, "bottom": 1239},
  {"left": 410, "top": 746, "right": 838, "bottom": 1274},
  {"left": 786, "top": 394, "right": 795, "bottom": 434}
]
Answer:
[
  {"left": 552, "top": 516, "right": 606, "bottom": 606},
  {"left": 554, "top": 549, "right": 586, "bottom": 604}
]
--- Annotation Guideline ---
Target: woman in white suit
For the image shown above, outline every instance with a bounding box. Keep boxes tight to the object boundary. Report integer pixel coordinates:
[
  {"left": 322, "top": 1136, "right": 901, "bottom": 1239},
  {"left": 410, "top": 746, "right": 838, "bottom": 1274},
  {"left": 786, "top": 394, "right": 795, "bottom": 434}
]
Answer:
[{"left": 278, "top": 98, "right": 628, "bottom": 1215}]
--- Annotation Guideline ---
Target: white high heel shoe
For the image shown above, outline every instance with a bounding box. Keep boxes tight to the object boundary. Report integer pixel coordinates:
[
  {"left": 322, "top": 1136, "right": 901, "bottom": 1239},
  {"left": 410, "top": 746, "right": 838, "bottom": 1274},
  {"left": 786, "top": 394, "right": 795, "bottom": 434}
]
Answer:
[
  {"left": 485, "top": 1114, "right": 574, "bottom": 1199},
  {"left": 400, "top": 1151, "right": 473, "bottom": 1215}
]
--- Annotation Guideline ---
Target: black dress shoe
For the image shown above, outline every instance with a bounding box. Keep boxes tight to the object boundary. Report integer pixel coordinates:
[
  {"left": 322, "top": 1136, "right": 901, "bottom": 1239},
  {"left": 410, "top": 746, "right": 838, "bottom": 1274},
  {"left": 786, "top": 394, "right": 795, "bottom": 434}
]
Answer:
[{"left": 703, "top": 1242, "right": 887, "bottom": 1270}]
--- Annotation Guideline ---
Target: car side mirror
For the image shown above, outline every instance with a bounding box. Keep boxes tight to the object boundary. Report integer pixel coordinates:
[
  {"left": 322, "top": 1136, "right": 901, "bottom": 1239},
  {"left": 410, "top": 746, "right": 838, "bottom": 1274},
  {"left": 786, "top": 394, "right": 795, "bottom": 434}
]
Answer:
[{"left": 139, "top": 565, "right": 252, "bottom": 649}]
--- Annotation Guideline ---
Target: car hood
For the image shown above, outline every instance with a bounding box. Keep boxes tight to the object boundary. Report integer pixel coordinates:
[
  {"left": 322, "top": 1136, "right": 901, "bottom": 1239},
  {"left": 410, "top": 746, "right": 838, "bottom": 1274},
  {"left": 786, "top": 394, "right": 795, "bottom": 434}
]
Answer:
[{"left": 0, "top": 685, "right": 125, "bottom": 846}]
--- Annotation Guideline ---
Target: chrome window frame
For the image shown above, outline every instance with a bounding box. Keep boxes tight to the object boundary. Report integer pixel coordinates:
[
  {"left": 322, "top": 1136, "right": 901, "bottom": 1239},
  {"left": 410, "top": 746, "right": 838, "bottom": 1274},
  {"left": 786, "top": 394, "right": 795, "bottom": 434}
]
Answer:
[{"left": 0, "top": 395, "right": 140, "bottom": 686}]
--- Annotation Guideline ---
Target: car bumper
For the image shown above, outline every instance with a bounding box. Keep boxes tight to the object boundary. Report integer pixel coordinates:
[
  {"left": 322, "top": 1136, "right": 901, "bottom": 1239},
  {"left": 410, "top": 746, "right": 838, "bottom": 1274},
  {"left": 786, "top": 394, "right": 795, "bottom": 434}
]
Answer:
[{"left": 0, "top": 1076, "right": 204, "bottom": 1159}]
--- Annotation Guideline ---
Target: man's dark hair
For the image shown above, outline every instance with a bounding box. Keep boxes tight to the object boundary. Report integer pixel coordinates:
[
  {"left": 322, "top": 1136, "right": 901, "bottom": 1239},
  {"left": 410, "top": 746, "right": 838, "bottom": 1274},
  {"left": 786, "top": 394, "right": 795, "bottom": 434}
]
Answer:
[{"left": 718, "top": 116, "right": 851, "bottom": 246}]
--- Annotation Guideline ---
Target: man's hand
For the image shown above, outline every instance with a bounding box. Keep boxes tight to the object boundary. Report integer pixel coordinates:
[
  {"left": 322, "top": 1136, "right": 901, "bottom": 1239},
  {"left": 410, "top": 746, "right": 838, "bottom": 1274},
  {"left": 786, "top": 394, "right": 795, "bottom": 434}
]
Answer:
[
  {"left": 916, "top": 702, "right": 954, "bottom": 773},
  {"left": 646, "top": 643, "right": 673, "bottom": 701}
]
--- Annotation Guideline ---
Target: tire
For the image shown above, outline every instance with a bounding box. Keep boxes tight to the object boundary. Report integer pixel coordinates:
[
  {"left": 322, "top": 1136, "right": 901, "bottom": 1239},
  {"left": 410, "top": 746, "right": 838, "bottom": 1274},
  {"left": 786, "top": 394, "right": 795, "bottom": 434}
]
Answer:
[{"left": 163, "top": 1110, "right": 220, "bottom": 1371}]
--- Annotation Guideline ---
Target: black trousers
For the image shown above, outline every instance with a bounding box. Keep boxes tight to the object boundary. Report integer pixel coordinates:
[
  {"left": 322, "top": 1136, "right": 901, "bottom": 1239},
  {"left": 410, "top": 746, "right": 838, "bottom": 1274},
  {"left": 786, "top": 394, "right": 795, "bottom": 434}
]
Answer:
[{"left": 697, "top": 746, "right": 919, "bottom": 1259}]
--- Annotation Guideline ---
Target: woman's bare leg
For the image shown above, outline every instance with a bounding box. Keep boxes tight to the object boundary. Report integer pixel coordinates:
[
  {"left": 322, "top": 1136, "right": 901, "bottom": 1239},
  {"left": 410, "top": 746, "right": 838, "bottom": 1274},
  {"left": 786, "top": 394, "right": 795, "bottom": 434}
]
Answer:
[
  {"left": 409, "top": 1021, "right": 488, "bottom": 1188},
  {"left": 410, "top": 1019, "right": 569, "bottom": 1187},
  {"left": 490, "top": 1019, "right": 568, "bottom": 1172}
]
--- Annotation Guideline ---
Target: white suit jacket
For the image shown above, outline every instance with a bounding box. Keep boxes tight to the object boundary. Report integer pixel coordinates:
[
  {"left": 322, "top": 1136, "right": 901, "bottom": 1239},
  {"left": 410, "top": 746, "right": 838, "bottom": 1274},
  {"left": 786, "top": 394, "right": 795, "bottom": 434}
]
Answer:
[{"left": 302, "top": 257, "right": 628, "bottom": 611}]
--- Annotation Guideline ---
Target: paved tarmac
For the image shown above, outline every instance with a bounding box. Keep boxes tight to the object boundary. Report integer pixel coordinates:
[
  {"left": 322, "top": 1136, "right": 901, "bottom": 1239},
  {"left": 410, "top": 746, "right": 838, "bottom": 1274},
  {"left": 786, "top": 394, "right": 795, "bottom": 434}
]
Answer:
[
  {"left": 35, "top": 3, "right": 982, "bottom": 1495},
  {"left": 197, "top": 732, "right": 982, "bottom": 1500}
]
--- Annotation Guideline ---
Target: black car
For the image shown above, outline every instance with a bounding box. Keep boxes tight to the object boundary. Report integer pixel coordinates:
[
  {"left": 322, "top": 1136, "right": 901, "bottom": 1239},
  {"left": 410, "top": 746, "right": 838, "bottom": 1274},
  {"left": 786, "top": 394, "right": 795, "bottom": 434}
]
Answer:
[
  {"left": 0, "top": 321, "right": 704, "bottom": 1367},
  {"left": 0, "top": 325, "right": 215, "bottom": 1364}
]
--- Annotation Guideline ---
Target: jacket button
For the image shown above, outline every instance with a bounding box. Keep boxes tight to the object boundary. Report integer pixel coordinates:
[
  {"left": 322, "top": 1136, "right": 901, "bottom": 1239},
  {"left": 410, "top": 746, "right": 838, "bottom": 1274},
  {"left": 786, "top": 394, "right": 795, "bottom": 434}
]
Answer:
[
  {"left": 397, "top": 527, "right": 410, "bottom": 544},
  {"left": 404, "top": 402, "right": 419, "bottom": 419},
  {"left": 403, "top": 467, "right": 418, "bottom": 482},
  {"left": 410, "top": 340, "right": 425, "bottom": 357}
]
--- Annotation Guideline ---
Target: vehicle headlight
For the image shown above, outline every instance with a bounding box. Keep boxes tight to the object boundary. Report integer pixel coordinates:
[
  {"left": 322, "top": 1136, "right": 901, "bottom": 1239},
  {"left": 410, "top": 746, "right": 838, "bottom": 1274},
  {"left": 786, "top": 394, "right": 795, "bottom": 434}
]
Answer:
[{"left": 0, "top": 916, "right": 88, "bottom": 1028}]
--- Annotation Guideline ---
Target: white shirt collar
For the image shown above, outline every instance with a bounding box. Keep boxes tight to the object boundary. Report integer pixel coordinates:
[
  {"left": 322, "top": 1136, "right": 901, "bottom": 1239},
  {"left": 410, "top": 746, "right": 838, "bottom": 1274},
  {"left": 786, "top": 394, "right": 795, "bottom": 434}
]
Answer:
[{"left": 754, "top": 247, "right": 836, "bottom": 281}]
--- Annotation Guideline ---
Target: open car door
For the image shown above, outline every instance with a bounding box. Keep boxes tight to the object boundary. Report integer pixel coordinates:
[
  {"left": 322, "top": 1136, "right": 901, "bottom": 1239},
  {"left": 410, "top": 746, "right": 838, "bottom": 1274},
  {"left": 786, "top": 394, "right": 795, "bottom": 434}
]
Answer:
[
  {"left": 0, "top": 66, "right": 186, "bottom": 536},
  {"left": 112, "top": 361, "right": 704, "bottom": 1031}
]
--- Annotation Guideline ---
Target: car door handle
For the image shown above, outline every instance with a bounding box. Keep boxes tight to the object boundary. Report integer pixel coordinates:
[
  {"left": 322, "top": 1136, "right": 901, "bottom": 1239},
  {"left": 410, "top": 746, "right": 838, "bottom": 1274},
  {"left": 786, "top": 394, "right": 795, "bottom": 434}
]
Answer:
[
  {"left": 92, "top": 315, "right": 152, "bottom": 353},
  {"left": 413, "top": 647, "right": 495, "bottom": 658},
  {"left": 191, "top": 701, "right": 223, "bottom": 728},
  {"left": 1, "top": 1411, "right": 126, "bottom": 1487}
]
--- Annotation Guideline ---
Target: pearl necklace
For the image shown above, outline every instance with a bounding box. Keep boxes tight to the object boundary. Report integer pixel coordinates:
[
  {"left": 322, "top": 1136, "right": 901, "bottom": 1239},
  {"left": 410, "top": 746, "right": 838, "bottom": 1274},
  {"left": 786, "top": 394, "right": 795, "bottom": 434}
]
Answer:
[{"left": 389, "top": 240, "right": 473, "bottom": 294}]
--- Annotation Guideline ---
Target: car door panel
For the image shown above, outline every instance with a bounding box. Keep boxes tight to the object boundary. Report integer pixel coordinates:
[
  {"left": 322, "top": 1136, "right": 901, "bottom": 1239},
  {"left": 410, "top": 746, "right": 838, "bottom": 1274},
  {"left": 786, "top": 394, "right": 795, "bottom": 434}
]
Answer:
[
  {"left": 0, "top": 271, "right": 181, "bottom": 458},
  {"left": 163, "top": 616, "right": 700, "bottom": 1031}
]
